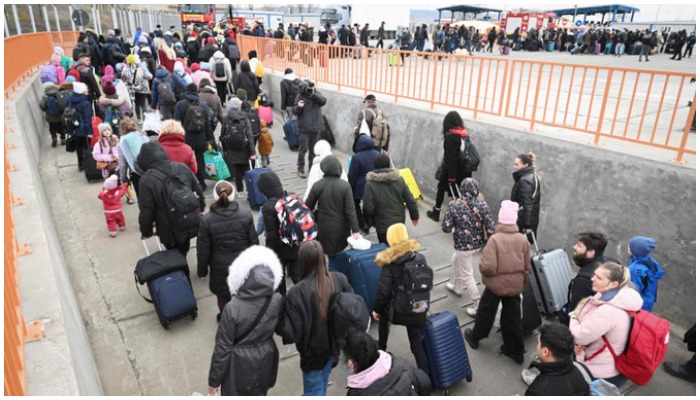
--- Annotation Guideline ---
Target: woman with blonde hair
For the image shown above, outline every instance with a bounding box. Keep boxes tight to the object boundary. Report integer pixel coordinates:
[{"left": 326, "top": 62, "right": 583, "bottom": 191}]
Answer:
[{"left": 157, "top": 119, "right": 197, "bottom": 176}]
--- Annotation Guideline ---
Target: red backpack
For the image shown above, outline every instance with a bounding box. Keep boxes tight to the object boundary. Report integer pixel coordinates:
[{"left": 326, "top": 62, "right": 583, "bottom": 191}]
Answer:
[{"left": 587, "top": 309, "right": 670, "bottom": 386}]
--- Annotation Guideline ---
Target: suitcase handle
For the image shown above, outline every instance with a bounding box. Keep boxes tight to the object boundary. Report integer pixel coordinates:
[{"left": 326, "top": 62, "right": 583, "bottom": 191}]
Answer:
[
  {"left": 448, "top": 182, "right": 462, "bottom": 199},
  {"left": 142, "top": 236, "right": 164, "bottom": 256}
]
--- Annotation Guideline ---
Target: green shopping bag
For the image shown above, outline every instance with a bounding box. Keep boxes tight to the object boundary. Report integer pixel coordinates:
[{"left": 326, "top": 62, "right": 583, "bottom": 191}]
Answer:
[{"left": 203, "top": 149, "right": 231, "bottom": 181}]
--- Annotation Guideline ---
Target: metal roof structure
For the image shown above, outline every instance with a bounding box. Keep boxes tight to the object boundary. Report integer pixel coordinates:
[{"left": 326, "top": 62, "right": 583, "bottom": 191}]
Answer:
[
  {"left": 551, "top": 4, "right": 640, "bottom": 23},
  {"left": 436, "top": 5, "right": 504, "bottom": 23}
]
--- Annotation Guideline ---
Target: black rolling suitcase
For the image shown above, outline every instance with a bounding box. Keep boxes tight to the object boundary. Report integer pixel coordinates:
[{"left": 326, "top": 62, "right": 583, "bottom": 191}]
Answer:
[
  {"left": 522, "top": 278, "right": 542, "bottom": 336},
  {"left": 134, "top": 238, "right": 197, "bottom": 329},
  {"left": 83, "top": 145, "right": 103, "bottom": 182}
]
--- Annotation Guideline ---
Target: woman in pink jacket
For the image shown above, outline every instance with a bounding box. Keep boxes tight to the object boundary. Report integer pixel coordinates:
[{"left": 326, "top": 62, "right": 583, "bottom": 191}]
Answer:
[{"left": 569, "top": 261, "right": 643, "bottom": 388}]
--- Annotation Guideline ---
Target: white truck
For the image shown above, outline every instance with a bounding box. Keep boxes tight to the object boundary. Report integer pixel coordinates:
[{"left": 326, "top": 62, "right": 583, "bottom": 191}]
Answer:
[{"left": 320, "top": 4, "right": 410, "bottom": 41}]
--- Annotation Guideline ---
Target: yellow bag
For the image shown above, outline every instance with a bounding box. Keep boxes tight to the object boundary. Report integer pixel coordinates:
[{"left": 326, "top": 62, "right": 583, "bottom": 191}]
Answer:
[
  {"left": 399, "top": 168, "right": 422, "bottom": 201},
  {"left": 255, "top": 60, "right": 265, "bottom": 78}
]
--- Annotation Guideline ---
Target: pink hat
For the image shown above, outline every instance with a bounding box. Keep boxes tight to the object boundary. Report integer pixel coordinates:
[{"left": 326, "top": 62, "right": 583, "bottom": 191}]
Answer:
[
  {"left": 103, "top": 175, "right": 119, "bottom": 190},
  {"left": 498, "top": 200, "right": 519, "bottom": 225}
]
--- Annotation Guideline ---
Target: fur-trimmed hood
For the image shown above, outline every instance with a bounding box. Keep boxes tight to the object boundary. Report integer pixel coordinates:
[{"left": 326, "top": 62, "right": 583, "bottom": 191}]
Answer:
[
  {"left": 366, "top": 168, "right": 400, "bottom": 183},
  {"left": 227, "top": 245, "right": 283, "bottom": 298},
  {"left": 375, "top": 239, "right": 421, "bottom": 267}
]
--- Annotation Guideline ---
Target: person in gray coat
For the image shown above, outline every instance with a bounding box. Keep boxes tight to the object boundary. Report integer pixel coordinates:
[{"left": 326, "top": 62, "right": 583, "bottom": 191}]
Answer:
[
  {"left": 292, "top": 78, "right": 327, "bottom": 177},
  {"left": 207, "top": 245, "right": 284, "bottom": 396}
]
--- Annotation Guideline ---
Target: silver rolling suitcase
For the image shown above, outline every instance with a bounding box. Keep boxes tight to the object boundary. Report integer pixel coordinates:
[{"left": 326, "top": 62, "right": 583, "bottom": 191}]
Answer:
[{"left": 528, "top": 233, "right": 574, "bottom": 315}]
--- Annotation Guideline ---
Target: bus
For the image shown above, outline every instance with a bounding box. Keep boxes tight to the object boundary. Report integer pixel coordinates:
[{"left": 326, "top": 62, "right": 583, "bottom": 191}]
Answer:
[{"left": 179, "top": 4, "right": 216, "bottom": 29}]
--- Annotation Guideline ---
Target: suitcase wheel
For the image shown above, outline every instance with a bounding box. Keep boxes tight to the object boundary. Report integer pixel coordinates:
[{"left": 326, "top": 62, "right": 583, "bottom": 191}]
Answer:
[
  {"left": 161, "top": 319, "right": 170, "bottom": 330},
  {"left": 191, "top": 309, "right": 198, "bottom": 320},
  {"left": 466, "top": 375, "right": 472, "bottom": 382},
  {"left": 442, "top": 389, "right": 449, "bottom": 396}
]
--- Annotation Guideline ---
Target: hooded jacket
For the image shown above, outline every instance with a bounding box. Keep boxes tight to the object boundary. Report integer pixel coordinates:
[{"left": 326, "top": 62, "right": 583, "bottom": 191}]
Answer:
[
  {"left": 280, "top": 72, "right": 299, "bottom": 109},
  {"left": 221, "top": 108, "right": 256, "bottom": 164},
  {"left": 173, "top": 92, "right": 214, "bottom": 149},
  {"left": 136, "top": 142, "right": 205, "bottom": 246},
  {"left": 66, "top": 92, "right": 94, "bottom": 137},
  {"left": 442, "top": 178, "right": 496, "bottom": 251},
  {"left": 117, "top": 130, "right": 150, "bottom": 180},
  {"left": 257, "top": 172, "right": 299, "bottom": 261},
  {"left": 525, "top": 357, "right": 590, "bottom": 396},
  {"left": 348, "top": 134, "right": 380, "bottom": 200},
  {"left": 346, "top": 351, "right": 428, "bottom": 396},
  {"left": 191, "top": 69, "right": 212, "bottom": 89},
  {"left": 305, "top": 156, "right": 360, "bottom": 255},
  {"left": 570, "top": 287, "right": 643, "bottom": 379},
  {"left": 39, "top": 85, "right": 63, "bottom": 123},
  {"left": 479, "top": 224, "right": 531, "bottom": 297},
  {"left": 232, "top": 60, "right": 260, "bottom": 102},
  {"left": 363, "top": 168, "right": 419, "bottom": 240},
  {"left": 303, "top": 141, "right": 348, "bottom": 201},
  {"left": 627, "top": 246, "right": 664, "bottom": 312},
  {"left": 150, "top": 68, "right": 173, "bottom": 109},
  {"left": 208, "top": 246, "right": 283, "bottom": 395},
  {"left": 442, "top": 127, "right": 471, "bottom": 184},
  {"left": 510, "top": 166, "right": 541, "bottom": 232},
  {"left": 198, "top": 85, "right": 224, "bottom": 125},
  {"left": 374, "top": 239, "right": 428, "bottom": 327},
  {"left": 209, "top": 51, "right": 233, "bottom": 83},
  {"left": 92, "top": 137, "right": 120, "bottom": 166},
  {"left": 292, "top": 88, "right": 327, "bottom": 134},
  {"left": 158, "top": 132, "right": 197, "bottom": 174}
]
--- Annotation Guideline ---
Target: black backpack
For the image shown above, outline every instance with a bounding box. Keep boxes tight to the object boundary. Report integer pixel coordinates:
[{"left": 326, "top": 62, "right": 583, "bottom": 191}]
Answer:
[
  {"left": 393, "top": 253, "right": 433, "bottom": 316},
  {"left": 221, "top": 117, "right": 248, "bottom": 150},
  {"left": 56, "top": 90, "right": 71, "bottom": 111},
  {"left": 46, "top": 95, "right": 62, "bottom": 116},
  {"left": 186, "top": 40, "right": 199, "bottom": 58},
  {"left": 157, "top": 81, "right": 177, "bottom": 106},
  {"left": 285, "top": 79, "right": 301, "bottom": 107},
  {"left": 329, "top": 290, "right": 370, "bottom": 351},
  {"left": 156, "top": 164, "right": 201, "bottom": 239},
  {"left": 184, "top": 101, "right": 206, "bottom": 134},
  {"left": 458, "top": 136, "right": 480, "bottom": 174},
  {"left": 63, "top": 101, "right": 80, "bottom": 129},
  {"left": 243, "top": 103, "right": 261, "bottom": 139},
  {"left": 213, "top": 58, "right": 226, "bottom": 79}
]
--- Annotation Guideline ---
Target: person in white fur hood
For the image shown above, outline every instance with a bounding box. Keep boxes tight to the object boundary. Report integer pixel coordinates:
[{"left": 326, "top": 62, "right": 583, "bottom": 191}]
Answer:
[
  {"left": 207, "top": 245, "right": 283, "bottom": 396},
  {"left": 303, "top": 139, "right": 348, "bottom": 201}
]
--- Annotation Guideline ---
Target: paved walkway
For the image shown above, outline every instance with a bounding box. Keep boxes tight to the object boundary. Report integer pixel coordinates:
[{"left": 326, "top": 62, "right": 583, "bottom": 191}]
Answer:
[{"left": 36, "top": 101, "right": 696, "bottom": 395}]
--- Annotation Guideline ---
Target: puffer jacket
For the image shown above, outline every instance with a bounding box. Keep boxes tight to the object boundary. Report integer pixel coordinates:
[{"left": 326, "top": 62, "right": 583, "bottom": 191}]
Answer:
[
  {"left": 374, "top": 239, "right": 428, "bottom": 327},
  {"left": 198, "top": 85, "right": 223, "bottom": 125},
  {"left": 441, "top": 128, "right": 471, "bottom": 185},
  {"left": 292, "top": 89, "right": 327, "bottom": 134},
  {"left": 232, "top": 60, "right": 260, "bottom": 102},
  {"left": 278, "top": 271, "right": 353, "bottom": 372},
  {"left": 363, "top": 168, "right": 418, "bottom": 240},
  {"left": 92, "top": 138, "right": 120, "bottom": 164},
  {"left": 173, "top": 92, "right": 214, "bottom": 150},
  {"left": 209, "top": 51, "right": 233, "bottom": 83},
  {"left": 628, "top": 255, "right": 664, "bottom": 312},
  {"left": 150, "top": 68, "right": 172, "bottom": 109},
  {"left": 39, "top": 85, "right": 63, "bottom": 123},
  {"left": 570, "top": 287, "right": 643, "bottom": 379},
  {"left": 98, "top": 92, "right": 132, "bottom": 118},
  {"left": 158, "top": 132, "right": 197, "bottom": 175},
  {"left": 510, "top": 167, "right": 541, "bottom": 232},
  {"left": 121, "top": 64, "right": 151, "bottom": 95},
  {"left": 66, "top": 92, "right": 94, "bottom": 137},
  {"left": 304, "top": 156, "right": 360, "bottom": 255},
  {"left": 346, "top": 351, "right": 428, "bottom": 396},
  {"left": 479, "top": 224, "right": 531, "bottom": 297},
  {"left": 197, "top": 202, "right": 258, "bottom": 297},
  {"left": 257, "top": 172, "right": 298, "bottom": 261},
  {"left": 221, "top": 108, "right": 255, "bottom": 164},
  {"left": 442, "top": 178, "right": 496, "bottom": 251},
  {"left": 208, "top": 246, "right": 283, "bottom": 395},
  {"left": 348, "top": 134, "right": 380, "bottom": 200},
  {"left": 136, "top": 142, "right": 205, "bottom": 246}
]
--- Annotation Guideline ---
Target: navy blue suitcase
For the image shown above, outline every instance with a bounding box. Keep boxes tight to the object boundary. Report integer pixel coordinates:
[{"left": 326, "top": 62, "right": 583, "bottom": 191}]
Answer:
[
  {"left": 422, "top": 311, "right": 473, "bottom": 395},
  {"left": 244, "top": 161, "right": 270, "bottom": 209},
  {"left": 283, "top": 119, "right": 299, "bottom": 150},
  {"left": 148, "top": 270, "right": 198, "bottom": 329},
  {"left": 330, "top": 243, "right": 387, "bottom": 312}
]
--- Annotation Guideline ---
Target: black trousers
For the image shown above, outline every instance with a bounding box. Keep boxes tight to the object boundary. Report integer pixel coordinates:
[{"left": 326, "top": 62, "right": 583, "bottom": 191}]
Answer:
[
  {"left": 75, "top": 136, "right": 90, "bottom": 168},
  {"left": 378, "top": 319, "right": 430, "bottom": 375},
  {"left": 297, "top": 132, "right": 318, "bottom": 172},
  {"left": 193, "top": 146, "right": 207, "bottom": 187},
  {"left": 471, "top": 287, "right": 525, "bottom": 356},
  {"left": 134, "top": 93, "right": 148, "bottom": 120},
  {"left": 277, "top": 257, "right": 299, "bottom": 296}
]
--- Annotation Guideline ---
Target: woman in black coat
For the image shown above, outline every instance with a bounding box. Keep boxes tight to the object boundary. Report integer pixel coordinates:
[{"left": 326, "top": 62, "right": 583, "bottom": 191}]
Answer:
[
  {"left": 197, "top": 180, "right": 258, "bottom": 319},
  {"left": 510, "top": 152, "right": 541, "bottom": 241},
  {"left": 232, "top": 60, "right": 261, "bottom": 103},
  {"left": 427, "top": 111, "right": 472, "bottom": 222}
]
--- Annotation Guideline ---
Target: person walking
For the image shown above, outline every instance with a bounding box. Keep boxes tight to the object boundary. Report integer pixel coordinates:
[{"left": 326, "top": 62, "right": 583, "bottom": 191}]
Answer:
[
  {"left": 376, "top": 21, "right": 386, "bottom": 49},
  {"left": 292, "top": 79, "right": 327, "bottom": 178},
  {"left": 220, "top": 98, "right": 255, "bottom": 193},
  {"left": 173, "top": 83, "right": 215, "bottom": 190},
  {"left": 157, "top": 119, "right": 198, "bottom": 178},
  {"left": 683, "top": 32, "right": 695, "bottom": 58},
  {"left": 65, "top": 81, "right": 95, "bottom": 171},
  {"left": 510, "top": 152, "right": 541, "bottom": 241},
  {"left": 639, "top": 30, "right": 652, "bottom": 62},
  {"left": 348, "top": 133, "right": 380, "bottom": 234},
  {"left": 670, "top": 30, "right": 688, "bottom": 60}
]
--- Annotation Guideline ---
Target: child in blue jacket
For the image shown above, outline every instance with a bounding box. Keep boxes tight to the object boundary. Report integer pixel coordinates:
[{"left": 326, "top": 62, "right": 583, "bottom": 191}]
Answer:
[{"left": 627, "top": 236, "right": 665, "bottom": 312}]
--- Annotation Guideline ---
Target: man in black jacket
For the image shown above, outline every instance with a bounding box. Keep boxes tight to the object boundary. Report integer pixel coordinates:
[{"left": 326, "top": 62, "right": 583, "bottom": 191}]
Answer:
[
  {"left": 69, "top": 53, "right": 102, "bottom": 101},
  {"left": 174, "top": 84, "right": 215, "bottom": 190},
  {"left": 559, "top": 231, "right": 607, "bottom": 324},
  {"left": 292, "top": 79, "right": 327, "bottom": 178},
  {"left": 137, "top": 142, "right": 205, "bottom": 257}
]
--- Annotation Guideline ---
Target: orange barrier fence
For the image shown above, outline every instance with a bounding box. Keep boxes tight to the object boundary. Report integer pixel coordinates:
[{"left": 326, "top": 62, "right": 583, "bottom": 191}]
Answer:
[
  {"left": 240, "top": 36, "right": 696, "bottom": 164},
  {"left": 4, "top": 31, "right": 79, "bottom": 396}
]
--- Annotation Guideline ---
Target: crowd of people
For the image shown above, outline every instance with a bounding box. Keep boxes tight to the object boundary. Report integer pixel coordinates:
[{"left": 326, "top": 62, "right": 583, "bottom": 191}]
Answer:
[{"left": 37, "top": 20, "right": 693, "bottom": 397}]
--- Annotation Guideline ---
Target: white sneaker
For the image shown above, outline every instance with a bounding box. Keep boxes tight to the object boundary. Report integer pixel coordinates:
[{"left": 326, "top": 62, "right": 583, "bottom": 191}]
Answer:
[
  {"left": 465, "top": 306, "right": 478, "bottom": 317},
  {"left": 521, "top": 369, "right": 539, "bottom": 386},
  {"left": 446, "top": 282, "right": 463, "bottom": 296}
]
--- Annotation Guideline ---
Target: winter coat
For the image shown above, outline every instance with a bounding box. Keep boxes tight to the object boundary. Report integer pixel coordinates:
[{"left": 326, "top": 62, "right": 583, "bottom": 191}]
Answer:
[
  {"left": 197, "top": 203, "right": 258, "bottom": 297},
  {"left": 346, "top": 351, "right": 428, "bottom": 396},
  {"left": 525, "top": 357, "right": 590, "bottom": 396},
  {"left": 232, "top": 60, "right": 261, "bottom": 102},
  {"left": 567, "top": 255, "right": 605, "bottom": 313},
  {"left": 280, "top": 73, "right": 299, "bottom": 109},
  {"left": 117, "top": 130, "right": 149, "bottom": 180},
  {"left": 198, "top": 85, "right": 224, "bottom": 125},
  {"left": 98, "top": 92, "right": 132, "bottom": 118},
  {"left": 279, "top": 271, "right": 353, "bottom": 372},
  {"left": 510, "top": 166, "right": 541, "bottom": 232},
  {"left": 292, "top": 90, "right": 327, "bottom": 134},
  {"left": 173, "top": 92, "right": 215, "bottom": 150},
  {"left": 157, "top": 48, "right": 176, "bottom": 73},
  {"left": 136, "top": 142, "right": 205, "bottom": 246},
  {"left": 92, "top": 138, "right": 120, "bottom": 165},
  {"left": 442, "top": 178, "right": 495, "bottom": 251},
  {"left": 39, "top": 85, "right": 63, "bottom": 123},
  {"left": 222, "top": 37, "right": 240, "bottom": 61},
  {"left": 374, "top": 239, "right": 428, "bottom": 327},
  {"left": 304, "top": 153, "right": 348, "bottom": 202},
  {"left": 66, "top": 93, "right": 94, "bottom": 137},
  {"left": 209, "top": 51, "right": 233, "bottom": 83},
  {"left": 441, "top": 128, "right": 472, "bottom": 186},
  {"left": 98, "top": 184, "right": 128, "bottom": 212},
  {"left": 258, "top": 126, "right": 273, "bottom": 155},
  {"left": 257, "top": 172, "right": 299, "bottom": 261},
  {"left": 158, "top": 133, "right": 197, "bottom": 174},
  {"left": 150, "top": 68, "right": 173, "bottom": 109},
  {"left": 191, "top": 70, "right": 212, "bottom": 89},
  {"left": 570, "top": 287, "right": 643, "bottom": 379},
  {"left": 208, "top": 246, "right": 283, "bottom": 395},
  {"left": 348, "top": 134, "right": 380, "bottom": 200},
  {"left": 479, "top": 224, "right": 531, "bottom": 297},
  {"left": 628, "top": 256, "right": 664, "bottom": 312},
  {"left": 221, "top": 109, "right": 256, "bottom": 164},
  {"left": 121, "top": 64, "right": 151, "bottom": 95},
  {"left": 305, "top": 156, "right": 360, "bottom": 255},
  {"left": 363, "top": 168, "right": 419, "bottom": 240}
]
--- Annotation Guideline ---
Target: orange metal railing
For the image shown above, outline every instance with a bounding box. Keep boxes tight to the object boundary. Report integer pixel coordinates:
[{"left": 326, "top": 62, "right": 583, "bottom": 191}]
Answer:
[
  {"left": 4, "top": 31, "right": 79, "bottom": 396},
  {"left": 240, "top": 36, "right": 696, "bottom": 164}
]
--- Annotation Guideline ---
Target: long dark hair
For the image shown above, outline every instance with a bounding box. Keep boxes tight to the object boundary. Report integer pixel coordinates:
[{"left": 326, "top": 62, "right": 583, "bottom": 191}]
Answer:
[
  {"left": 442, "top": 111, "right": 464, "bottom": 136},
  {"left": 298, "top": 240, "right": 334, "bottom": 323}
]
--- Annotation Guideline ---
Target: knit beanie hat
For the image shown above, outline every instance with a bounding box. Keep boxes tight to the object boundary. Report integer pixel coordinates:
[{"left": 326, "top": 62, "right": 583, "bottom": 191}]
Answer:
[
  {"left": 629, "top": 236, "right": 656, "bottom": 258},
  {"left": 102, "top": 80, "right": 116, "bottom": 96},
  {"left": 200, "top": 62, "right": 211, "bottom": 71},
  {"left": 207, "top": 37, "right": 215, "bottom": 44},
  {"left": 126, "top": 54, "right": 138, "bottom": 65},
  {"left": 53, "top": 46, "right": 65, "bottom": 56},
  {"left": 66, "top": 76, "right": 76, "bottom": 83},
  {"left": 72, "top": 81, "right": 88, "bottom": 94},
  {"left": 103, "top": 175, "right": 119, "bottom": 190},
  {"left": 313, "top": 140, "right": 331, "bottom": 157},
  {"left": 226, "top": 97, "right": 242, "bottom": 110},
  {"left": 191, "top": 62, "right": 200, "bottom": 72},
  {"left": 103, "top": 65, "right": 115, "bottom": 78},
  {"left": 98, "top": 123, "right": 112, "bottom": 136},
  {"left": 498, "top": 200, "right": 519, "bottom": 225},
  {"left": 236, "top": 88, "right": 248, "bottom": 101},
  {"left": 386, "top": 223, "right": 409, "bottom": 247}
]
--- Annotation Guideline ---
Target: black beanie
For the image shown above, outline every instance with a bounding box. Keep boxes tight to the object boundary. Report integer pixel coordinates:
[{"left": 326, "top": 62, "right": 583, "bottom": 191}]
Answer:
[
  {"left": 374, "top": 154, "right": 391, "bottom": 169},
  {"left": 186, "top": 83, "right": 198, "bottom": 93}
]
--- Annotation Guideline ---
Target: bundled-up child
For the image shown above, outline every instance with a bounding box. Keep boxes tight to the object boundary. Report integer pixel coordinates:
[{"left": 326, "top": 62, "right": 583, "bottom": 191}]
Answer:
[
  {"left": 258, "top": 119, "right": 274, "bottom": 168},
  {"left": 39, "top": 82, "right": 67, "bottom": 147},
  {"left": 627, "top": 236, "right": 665, "bottom": 312},
  {"left": 93, "top": 123, "right": 120, "bottom": 179},
  {"left": 98, "top": 175, "right": 128, "bottom": 237}
]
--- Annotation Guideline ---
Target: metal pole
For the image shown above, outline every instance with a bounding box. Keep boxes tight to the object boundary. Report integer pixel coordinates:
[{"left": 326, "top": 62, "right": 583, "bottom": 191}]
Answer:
[
  {"left": 92, "top": 6, "right": 99, "bottom": 32},
  {"left": 76, "top": 5, "right": 83, "bottom": 31},
  {"left": 12, "top": 4, "right": 22, "bottom": 35},
  {"left": 52, "top": 5, "right": 61, "bottom": 32},
  {"left": 4, "top": 12, "right": 11, "bottom": 37},
  {"left": 43, "top": 6, "right": 51, "bottom": 32},
  {"left": 69, "top": 5, "right": 76, "bottom": 31},
  {"left": 111, "top": 6, "right": 118, "bottom": 31},
  {"left": 28, "top": 5, "right": 37, "bottom": 33}
]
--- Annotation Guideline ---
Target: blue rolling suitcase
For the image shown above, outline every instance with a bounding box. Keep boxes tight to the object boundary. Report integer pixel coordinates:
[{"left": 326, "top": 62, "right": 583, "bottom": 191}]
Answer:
[
  {"left": 422, "top": 311, "right": 473, "bottom": 395},
  {"left": 330, "top": 243, "right": 388, "bottom": 312},
  {"left": 244, "top": 160, "right": 270, "bottom": 209},
  {"left": 283, "top": 119, "right": 299, "bottom": 150}
]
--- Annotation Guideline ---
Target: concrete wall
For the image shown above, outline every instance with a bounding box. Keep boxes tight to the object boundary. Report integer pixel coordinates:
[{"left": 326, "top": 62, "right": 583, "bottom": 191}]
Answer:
[{"left": 263, "top": 74, "right": 696, "bottom": 327}]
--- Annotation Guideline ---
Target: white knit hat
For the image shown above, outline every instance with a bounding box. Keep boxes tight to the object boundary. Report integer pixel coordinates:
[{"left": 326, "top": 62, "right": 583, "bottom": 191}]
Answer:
[{"left": 72, "top": 81, "right": 88, "bottom": 94}]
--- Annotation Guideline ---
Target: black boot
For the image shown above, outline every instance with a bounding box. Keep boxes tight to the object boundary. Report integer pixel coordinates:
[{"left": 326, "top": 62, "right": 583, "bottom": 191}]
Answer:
[
  {"left": 426, "top": 207, "right": 440, "bottom": 222},
  {"left": 51, "top": 138, "right": 58, "bottom": 148}
]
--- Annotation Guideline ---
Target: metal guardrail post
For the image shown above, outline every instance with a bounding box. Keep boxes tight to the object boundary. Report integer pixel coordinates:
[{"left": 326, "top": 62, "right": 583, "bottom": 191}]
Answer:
[
  {"left": 429, "top": 52, "right": 439, "bottom": 111},
  {"left": 52, "top": 5, "right": 61, "bottom": 32},
  {"left": 529, "top": 63, "right": 544, "bottom": 131},
  {"left": 12, "top": 4, "right": 21, "bottom": 35},
  {"left": 28, "top": 5, "right": 37, "bottom": 33},
  {"left": 42, "top": 6, "right": 50, "bottom": 32},
  {"left": 673, "top": 94, "right": 695, "bottom": 164},
  {"left": 4, "top": 12, "right": 11, "bottom": 37},
  {"left": 593, "top": 70, "right": 614, "bottom": 145},
  {"left": 68, "top": 5, "right": 76, "bottom": 31}
]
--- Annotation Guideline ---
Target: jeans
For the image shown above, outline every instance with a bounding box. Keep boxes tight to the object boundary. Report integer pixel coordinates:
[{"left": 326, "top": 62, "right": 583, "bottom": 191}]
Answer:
[
  {"left": 302, "top": 358, "right": 334, "bottom": 396},
  {"left": 471, "top": 287, "right": 525, "bottom": 356},
  {"left": 615, "top": 43, "right": 625, "bottom": 56},
  {"left": 639, "top": 45, "right": 649, "bottom": 61},
  {"left": 684, "top": 354, "right": 696, "bottom": 376},
  {"left": 378, "top": 320, "right": 430, "bottom": 375},
  {"left": 297, "top": 132, "right": 318, "bottom": 172}
]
